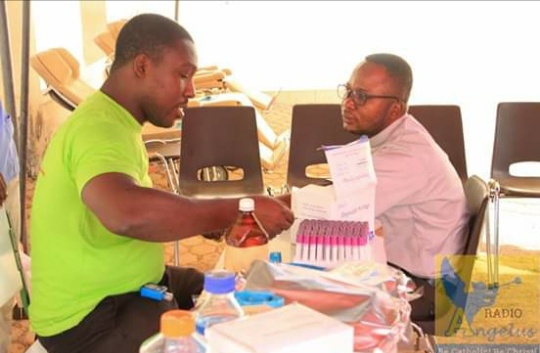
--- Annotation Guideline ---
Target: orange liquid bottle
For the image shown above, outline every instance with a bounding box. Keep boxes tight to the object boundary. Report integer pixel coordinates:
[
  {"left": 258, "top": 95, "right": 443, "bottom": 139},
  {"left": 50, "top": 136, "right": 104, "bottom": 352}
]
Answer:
[{"left": 223, "top": 198, "right": 269, "bottom": 274}]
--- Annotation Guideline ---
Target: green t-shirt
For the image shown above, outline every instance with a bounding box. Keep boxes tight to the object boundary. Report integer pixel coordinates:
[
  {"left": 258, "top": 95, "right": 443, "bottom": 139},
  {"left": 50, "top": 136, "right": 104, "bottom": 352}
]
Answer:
[{"left": 30, "top": 91, "right": 164, "bottom": 336}]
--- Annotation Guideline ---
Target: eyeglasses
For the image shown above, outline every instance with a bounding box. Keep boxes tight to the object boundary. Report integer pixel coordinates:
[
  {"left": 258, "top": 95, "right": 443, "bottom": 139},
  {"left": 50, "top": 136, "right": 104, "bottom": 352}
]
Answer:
[{"left": 337, "top": 84, "right": 400, "bottom": 106}]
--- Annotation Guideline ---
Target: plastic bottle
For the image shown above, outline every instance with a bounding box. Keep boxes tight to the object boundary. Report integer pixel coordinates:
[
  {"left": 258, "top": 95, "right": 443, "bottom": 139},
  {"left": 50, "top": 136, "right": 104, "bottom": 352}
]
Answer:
[
  {"left": 194, "top": 270, "right": 244, "bottom": 337},
  {"left": 223, "top": 198, "right": 270, "bottom": 274},
  {"left": 139, "top": 310, "right": 206, "bottom": 353}
]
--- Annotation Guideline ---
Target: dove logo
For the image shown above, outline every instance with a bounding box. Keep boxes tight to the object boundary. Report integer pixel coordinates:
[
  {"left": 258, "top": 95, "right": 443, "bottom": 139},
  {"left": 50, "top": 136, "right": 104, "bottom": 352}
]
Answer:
[
  {"left": 439, "top": 256, "right": 522, "bottom": 335},
  {"left": 437, "top": 255, "right": 539, "bottom": 352}
]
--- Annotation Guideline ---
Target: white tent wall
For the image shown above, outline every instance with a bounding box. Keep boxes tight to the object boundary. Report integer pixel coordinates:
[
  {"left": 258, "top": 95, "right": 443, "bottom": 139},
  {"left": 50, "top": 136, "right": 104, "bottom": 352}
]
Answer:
[{"left": 3, "top": 0, "right": 540, "bottom": 190}]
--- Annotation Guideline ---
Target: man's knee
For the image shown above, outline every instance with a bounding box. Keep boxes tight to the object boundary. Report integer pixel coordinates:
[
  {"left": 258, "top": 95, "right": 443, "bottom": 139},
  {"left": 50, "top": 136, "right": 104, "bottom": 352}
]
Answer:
[{"left": 165, "top": 266, "right": 204, "bottom": 309}]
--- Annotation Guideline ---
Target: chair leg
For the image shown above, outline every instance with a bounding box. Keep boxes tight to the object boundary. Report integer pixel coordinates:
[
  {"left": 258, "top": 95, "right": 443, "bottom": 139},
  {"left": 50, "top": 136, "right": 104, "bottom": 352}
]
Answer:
[
  {"left": 150, "top": 154, "right": 181, "bottom": 266},
  {"left": 411, "top": 323, "right": 435, "bottom": 353},
  {"left": 166, "top": 157, "right": 179, "bottom": 194},
  {"left": 166, "top": 157, "right": 181, "bottom": 266},
  {"left": 488, "top": 179, "right": 501, "bottom": 288},
  {"left": 174, "top": 241, "right": 181, "bottom": 267},
  {"left": 152, "top": 153, "right": 176, "bottom": 194},
  {"left": 426, "top": 335, "right": 438, "bottom": 353}
]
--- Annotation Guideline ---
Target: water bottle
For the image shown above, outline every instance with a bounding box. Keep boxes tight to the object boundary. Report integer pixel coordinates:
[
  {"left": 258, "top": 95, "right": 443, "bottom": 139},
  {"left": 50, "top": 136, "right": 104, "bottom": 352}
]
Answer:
[
  {"left": 194, "top": 270, "right": 244, "bottom": 336},
  {"left": 223, "top": 198, "right": 270, "bottom": 274},
  {"left": 139, "top": 310, "right": 205, "bottom": 353}
]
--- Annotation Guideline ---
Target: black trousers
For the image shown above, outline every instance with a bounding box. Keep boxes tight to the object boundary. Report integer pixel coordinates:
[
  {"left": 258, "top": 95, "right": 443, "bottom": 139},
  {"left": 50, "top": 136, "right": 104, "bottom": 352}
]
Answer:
[
  {"left": 38, "top": 266, "right": 204, "bottom": 353},
  {"left": 387, "top": 262, "right": 436, "bottom": 321}
]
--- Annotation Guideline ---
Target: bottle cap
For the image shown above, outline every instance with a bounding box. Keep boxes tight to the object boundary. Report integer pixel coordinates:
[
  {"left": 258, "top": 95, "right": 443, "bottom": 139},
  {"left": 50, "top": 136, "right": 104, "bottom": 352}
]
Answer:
[
  {"left": 269, "top": 251, "right": 282, "bottom": 263},
  {"left": 203, "top": 270, "right": 236, "bottom": 294},
  {"left": 160, "top": 310, "right": 195, "bottom": 338},
  {"left": 239, "top": 198, "right": 255, "bottom": 212}
]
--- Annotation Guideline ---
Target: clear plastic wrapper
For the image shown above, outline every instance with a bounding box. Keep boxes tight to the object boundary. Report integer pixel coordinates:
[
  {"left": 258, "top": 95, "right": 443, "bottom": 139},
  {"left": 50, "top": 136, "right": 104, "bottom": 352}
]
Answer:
[{"left": 243, "top": 260, "right": 416, "bottom": 353}]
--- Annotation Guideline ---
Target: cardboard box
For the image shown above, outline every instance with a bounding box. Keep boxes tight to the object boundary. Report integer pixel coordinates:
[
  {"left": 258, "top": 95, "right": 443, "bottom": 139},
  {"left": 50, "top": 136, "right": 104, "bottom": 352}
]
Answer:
[{"left": 206, "top": 303, "right": 354, "bottom": 353}]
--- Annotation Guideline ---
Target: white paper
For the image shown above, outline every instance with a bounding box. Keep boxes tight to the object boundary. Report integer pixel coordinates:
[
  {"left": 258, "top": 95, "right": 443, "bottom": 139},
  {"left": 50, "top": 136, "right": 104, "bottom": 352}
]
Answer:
[
  {"left": 291, "top": 184, "right": 335, "bottom": 220},
  {"left": 329, "top": 187, "right": 375, "bottom": 229},
  {"left": 322, "top": 136, "right": 377, "bottom": 199},
  {"left": 323, "top": 136, "right": 377, "bottom": 231}
]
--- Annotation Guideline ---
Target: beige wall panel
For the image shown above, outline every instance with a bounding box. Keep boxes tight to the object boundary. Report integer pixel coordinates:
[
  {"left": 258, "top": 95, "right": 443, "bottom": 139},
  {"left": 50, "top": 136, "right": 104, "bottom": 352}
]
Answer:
[
  {"left": 265, "top": 90, "right": 340, "bottom": 105},
  {"left": 80, "top": 0, "right": 107, "bottom": 65}
]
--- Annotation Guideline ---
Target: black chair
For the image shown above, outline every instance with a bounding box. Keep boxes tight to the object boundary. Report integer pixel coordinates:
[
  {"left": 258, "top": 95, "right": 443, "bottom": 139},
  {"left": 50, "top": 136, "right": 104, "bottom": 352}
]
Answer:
[
  {"left": 488, "top": 102, "right": 540, "bottom": 286},
  {"left": 145, "top": 139, "right": 181, "bottom": 194},
  {"left": 413, "top": 175, "right": 489, "bottom": 338},
  {"left": 286, "top": 104, "right": 357, "bottom": 188},
  {"left": 409, "top": 105, "right": 468, "bottom": 183},
  {"left": 178, "top": 106, "right": 265, "bottom": 198}
]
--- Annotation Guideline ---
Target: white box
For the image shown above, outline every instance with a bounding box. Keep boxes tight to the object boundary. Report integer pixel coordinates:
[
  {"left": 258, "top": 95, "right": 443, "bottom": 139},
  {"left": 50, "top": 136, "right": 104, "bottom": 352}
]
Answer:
[{"left": 206, "top": 303, "right": 354, "bottom": 353}]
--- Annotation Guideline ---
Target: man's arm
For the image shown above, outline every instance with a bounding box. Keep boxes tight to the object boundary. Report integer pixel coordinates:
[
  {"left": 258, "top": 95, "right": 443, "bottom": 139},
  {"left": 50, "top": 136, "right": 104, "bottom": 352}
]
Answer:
[
  {"left": 82, "top": 172, "right": 294, "bottom": 242},
  {"left": 372, "top": 148, "right": 425, "bottom": 216},
  {"left": 276, "top": 193, "right": 291, "bottom": 207}
]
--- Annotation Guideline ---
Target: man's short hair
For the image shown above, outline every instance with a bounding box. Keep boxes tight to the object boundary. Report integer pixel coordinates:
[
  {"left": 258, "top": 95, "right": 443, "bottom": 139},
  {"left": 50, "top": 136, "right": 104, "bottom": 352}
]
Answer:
[
  {"left": 365, "top": 53, "right": 413, "bottom": 103},
  {"left": 111, "top": 13, "right": 194, "bottom": 72}
]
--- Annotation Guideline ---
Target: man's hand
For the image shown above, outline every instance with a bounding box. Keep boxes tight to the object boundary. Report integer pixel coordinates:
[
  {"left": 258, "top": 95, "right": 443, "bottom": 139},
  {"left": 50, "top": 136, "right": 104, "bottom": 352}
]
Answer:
[
  {"left": 251, "top": 195, "right": 294, "bottom": 239},
  {"left": 0, "top": 173, "right": 7, "bottom": 207},
  {"left": 201, "top": 230, "right": 226, "bottom": 242}
]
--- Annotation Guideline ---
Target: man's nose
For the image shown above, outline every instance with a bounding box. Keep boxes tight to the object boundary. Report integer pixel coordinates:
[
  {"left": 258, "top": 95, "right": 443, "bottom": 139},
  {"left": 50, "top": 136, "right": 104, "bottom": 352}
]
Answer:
[
  {"left": 184, "top": 80, "right": 196, "bottom": 98},
  {"left": 342, "top": 96, "right": 356, "bottom": 109}
]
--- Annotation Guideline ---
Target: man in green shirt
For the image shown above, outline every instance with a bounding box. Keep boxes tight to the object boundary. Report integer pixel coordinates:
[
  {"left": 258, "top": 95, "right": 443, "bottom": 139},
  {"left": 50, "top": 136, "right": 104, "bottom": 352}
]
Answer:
[{"left": 30, "top": 14, "right": 294, "bottom": 353}]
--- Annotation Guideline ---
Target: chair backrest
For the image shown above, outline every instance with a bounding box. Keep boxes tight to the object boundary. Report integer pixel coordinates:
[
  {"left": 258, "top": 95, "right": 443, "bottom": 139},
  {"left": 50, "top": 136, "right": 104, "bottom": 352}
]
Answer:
[
  {"left": 94, "top": 31, "right": 116, "bottom": 57},
  {"left": 463, "top": 175, "right": 490, "bottom": 261},
  {"left": 107, "top": 19, "right": 127, "bottom": 41},
  {"left": 178, "top": 106, "right": 265, "bottom": 198},
  {"left": 94, "top": 19, "right": 128, "bottom": 57},
  {"left": 415, "top": 175, "right": 489, "bottom": 336},
  {"left": 287, "top": 104, "right": 357, "bottom": 188},
  {"left": 491, "top": 102, "right": 540, "bottom": 181},
  {"left": 30, "top": 48, "right": 95, "bottom": 109},
  {"left": 408, "top": 105, "right": 468, "bottom": 183},
  {"left": 443, "top": 175, "right": 489, "bottom": 334}
]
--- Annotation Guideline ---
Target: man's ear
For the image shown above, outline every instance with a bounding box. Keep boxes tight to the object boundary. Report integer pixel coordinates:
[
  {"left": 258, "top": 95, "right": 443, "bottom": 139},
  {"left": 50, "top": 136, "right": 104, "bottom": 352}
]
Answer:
[
  {"left": 133, "top": 54, "right": 149, "bottom": 78},
  {"left": 391, "top": 100, "right": 406, "bottom": 118}
]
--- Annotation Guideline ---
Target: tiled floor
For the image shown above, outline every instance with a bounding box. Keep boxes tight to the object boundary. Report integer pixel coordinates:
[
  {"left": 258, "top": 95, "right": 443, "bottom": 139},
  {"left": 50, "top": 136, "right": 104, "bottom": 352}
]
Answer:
[{"left": 8, "top": 100, "right": 540, "bottom": 352}]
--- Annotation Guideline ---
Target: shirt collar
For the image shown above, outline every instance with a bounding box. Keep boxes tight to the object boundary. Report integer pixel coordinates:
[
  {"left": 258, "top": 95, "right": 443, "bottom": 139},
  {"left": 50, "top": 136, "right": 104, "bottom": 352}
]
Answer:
[
  {"left": 95, "top": 90, "right": 143, "bottom": 133},
  {"left": 369, "top": 113, "right": 410, "bottom": 149}
]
